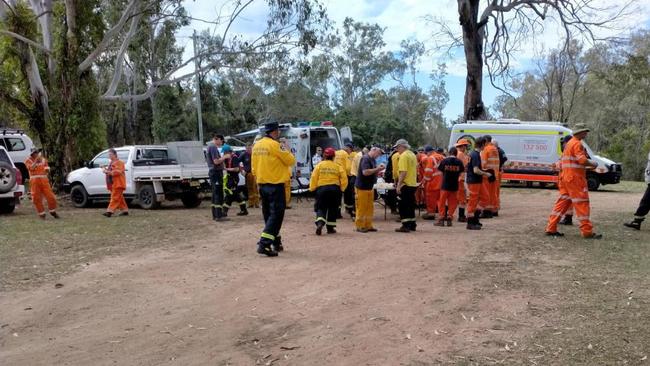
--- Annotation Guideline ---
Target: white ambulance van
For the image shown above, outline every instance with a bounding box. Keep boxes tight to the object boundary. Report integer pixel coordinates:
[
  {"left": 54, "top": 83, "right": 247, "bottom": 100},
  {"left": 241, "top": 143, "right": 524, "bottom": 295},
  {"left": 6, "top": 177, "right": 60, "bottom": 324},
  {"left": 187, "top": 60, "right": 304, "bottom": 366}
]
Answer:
[
  {"left": 449, "top": 120, "right": 622, "bottom": 191},
  {"left": 234, "top": 121, "right": 352, "bottom": 184}
]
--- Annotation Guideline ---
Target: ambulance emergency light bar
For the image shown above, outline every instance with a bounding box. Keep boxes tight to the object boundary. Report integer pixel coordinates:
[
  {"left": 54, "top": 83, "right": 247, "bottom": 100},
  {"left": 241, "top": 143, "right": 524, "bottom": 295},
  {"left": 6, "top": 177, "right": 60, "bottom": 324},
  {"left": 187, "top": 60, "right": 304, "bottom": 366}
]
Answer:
[{"left": 296, "top": 121, "right": 334, "bottom": 127}]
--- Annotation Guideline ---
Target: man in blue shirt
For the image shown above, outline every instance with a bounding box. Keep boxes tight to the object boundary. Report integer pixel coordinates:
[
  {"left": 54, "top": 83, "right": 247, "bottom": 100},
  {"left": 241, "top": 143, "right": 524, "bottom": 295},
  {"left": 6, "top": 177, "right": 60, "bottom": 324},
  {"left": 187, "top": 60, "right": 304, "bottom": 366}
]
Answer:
[
  {"left": 206, "top": 134, "right": 231, "bottom": 221},
  {"left": 465, "top": 137, "right": 493, "bottom": 230}
]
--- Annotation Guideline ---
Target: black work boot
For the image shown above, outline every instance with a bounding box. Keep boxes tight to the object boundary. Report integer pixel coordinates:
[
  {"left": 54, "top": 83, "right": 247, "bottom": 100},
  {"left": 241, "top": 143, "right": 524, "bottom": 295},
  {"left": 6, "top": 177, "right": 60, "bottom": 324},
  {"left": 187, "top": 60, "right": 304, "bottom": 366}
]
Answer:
[
  {"left": 480, "top": 211, "right": 493, "bottom": 219},
  {"left": 559, "top": 214, "right": 573, "bottom": 226},
  {"left": 257, "top": 244, "right": 278, "bottom": 257},
  {"left": 273, "top": 236, "right": 284, "bottom": 252},
  {"left": 237, "top": 206, "right": 249, "bottom": 216},
  {"left": 316, "top": 221, "right": 324, "bottom": 236},
  {"left": 474, "top": 211, "right": 483, "bottom": 227},
  {"left": 466, "top": 217, "right": 481, "bottom": 230},
  {"left": 624, "top": 218, "right": 644, "bottom": 230},
  {"left": 458, "top": 208, "right": 467, "bottom": 222},
  {"left": 326, "top": 226, "right": 337, "bottom": 234},
  {"left": 222, "top": 206, "right": 229, "bottom": 217}
]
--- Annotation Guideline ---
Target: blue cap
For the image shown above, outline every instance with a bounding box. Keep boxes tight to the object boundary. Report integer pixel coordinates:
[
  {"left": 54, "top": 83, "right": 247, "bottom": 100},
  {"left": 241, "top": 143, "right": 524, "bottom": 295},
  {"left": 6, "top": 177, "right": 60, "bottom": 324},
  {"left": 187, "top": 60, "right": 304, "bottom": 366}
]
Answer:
[
  {"left": 424, "top": 145, "right": 434, "bottom": 152},
  {"left": 222, "top": 144, "right": 232, "bottom": 153}
]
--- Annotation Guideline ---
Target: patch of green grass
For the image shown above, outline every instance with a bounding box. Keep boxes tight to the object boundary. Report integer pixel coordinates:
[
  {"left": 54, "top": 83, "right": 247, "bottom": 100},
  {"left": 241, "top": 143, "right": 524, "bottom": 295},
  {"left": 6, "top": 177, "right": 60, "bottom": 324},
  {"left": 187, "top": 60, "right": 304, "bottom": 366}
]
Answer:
[
  {"left": 0, "top": 202, "right": 222, "bottom": 291},
  {"left": 444, "top": 211, "right": 650, "bottom": 365}
]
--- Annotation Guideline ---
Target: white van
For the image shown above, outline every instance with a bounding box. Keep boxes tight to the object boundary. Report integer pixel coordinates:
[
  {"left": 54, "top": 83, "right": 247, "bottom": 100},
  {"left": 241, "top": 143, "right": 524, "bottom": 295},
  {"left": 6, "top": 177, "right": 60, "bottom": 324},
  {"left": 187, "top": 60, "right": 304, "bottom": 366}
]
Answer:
[
  {"left": 234, "top": 121, "right": 352, "bottom": 183},
  {"left": 449, "top": 120, "right": 622, "bottom": 190},
  {"left": 0, "top": 128, "right": 35, "bottom": 179}
]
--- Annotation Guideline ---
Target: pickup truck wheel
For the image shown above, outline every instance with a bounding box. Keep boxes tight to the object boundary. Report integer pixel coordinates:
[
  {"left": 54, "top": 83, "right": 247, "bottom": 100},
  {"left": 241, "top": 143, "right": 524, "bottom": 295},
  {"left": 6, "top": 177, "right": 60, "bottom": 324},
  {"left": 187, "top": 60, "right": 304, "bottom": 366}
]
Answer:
[
  {"left": 181, "top": 192, "right": 201, "bottom": 208},
  {"left": 587, "top": 176, "right": 600, "bottom": 191},
  {"left": 0, "top": 198, "right": 16, "bottom": 214},
  {"left": 138, "top": 185, "right": 160, "bottom": 209},
  {"left": 0, "top": 161, "right": 17, "bottom": 194},
  {"left": 70, "top": 185, "right": 91, "bottom": 208}
]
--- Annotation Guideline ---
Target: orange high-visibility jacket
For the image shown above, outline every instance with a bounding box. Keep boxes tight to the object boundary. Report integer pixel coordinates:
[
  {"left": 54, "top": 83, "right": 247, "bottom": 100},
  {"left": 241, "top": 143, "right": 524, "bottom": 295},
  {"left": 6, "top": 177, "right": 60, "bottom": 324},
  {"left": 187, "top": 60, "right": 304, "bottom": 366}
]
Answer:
[
  {"left": 25, "top": 156, "right": 50, "bottom": 178},
  {"left": 422, "top": 152, "right": 444, "bottom": 188},
  {"left": 108, "top": 159, "right": 127, "bottom": 190},
  {"left": 480, "top": 143, "right": 500, "bottom": 171},
  {"left": 560, "top": 137, "right": 589, "bottom": 179}
]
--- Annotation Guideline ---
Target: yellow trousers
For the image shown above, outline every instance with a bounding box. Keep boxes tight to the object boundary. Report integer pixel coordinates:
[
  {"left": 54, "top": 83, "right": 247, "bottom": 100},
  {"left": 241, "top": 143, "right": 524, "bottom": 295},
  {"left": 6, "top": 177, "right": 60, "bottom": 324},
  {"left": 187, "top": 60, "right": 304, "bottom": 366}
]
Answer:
[
  {"left": 285, "top": 179, "right": 291, "bottom": 207},
  {"left": 246, "top": 173, "right": 259, "bottom": 207},
  {"left": 355, "top": 188, "right": 374, "bottom": 230}
]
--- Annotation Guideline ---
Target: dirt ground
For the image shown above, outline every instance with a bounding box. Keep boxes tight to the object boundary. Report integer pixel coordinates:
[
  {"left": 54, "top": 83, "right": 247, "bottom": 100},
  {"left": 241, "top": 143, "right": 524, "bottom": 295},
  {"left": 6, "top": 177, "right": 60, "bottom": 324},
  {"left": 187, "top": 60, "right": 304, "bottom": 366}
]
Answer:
[{"left": 1, "top": 183, "right": 649, "bottom": 365}]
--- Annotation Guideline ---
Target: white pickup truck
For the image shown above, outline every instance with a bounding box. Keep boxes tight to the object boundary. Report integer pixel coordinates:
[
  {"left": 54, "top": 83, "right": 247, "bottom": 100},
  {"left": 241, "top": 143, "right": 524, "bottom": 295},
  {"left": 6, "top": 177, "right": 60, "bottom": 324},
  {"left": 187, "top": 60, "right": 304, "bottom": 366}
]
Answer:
[{"left": 64, "top": 141, "right": 210, "bottom": 209}]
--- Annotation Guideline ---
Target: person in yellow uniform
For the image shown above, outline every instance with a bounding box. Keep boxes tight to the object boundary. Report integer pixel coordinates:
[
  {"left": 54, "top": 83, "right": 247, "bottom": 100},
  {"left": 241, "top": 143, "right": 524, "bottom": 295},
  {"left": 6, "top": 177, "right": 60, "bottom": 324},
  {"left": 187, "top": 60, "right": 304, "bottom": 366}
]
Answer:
[
  {"left": 334, "top": 146, "right": 351, "bottom": 217},
  {"left": 252, "top": 122, "right": 296, "bottom": 257},
  {"left": 394, "top": 139, "right": 418, "bottom": 232},
  {"left": 355, "top": 147, "right": 385, "bottom": 232},
  {"left": 309, "top": 147, "right": 348, "bottom": 235}
]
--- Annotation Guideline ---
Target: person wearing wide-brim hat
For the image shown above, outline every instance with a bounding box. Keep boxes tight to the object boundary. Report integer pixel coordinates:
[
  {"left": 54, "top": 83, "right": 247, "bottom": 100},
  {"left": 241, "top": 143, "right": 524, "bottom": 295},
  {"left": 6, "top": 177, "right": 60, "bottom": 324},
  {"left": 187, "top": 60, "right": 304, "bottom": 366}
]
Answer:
[
  {"left": 251, "top": 121, "right": 296, "bottom": 256},
  {"left": 393, "top": 139, "right": 419, "bottom": 232},
  {"left": 545, "top": 123, "right": 602, "bottom": 239},
  {"left": 25, "top": 148, "right": 60, "bottom": 219}
]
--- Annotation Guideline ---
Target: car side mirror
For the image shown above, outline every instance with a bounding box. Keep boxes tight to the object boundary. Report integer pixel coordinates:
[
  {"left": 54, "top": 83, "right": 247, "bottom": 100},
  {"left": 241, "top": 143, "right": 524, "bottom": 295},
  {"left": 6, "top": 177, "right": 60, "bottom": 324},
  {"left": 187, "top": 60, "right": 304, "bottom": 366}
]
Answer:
[{"left": 84, "top": 160, "right": 92, "bottom": 168}]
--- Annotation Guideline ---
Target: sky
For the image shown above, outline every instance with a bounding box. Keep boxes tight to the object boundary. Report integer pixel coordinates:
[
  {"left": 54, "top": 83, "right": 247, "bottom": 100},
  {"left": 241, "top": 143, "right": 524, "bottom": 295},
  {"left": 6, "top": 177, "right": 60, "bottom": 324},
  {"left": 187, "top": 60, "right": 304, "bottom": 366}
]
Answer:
[{"left": 178, "top": 0, "right": 650, "bottom": 121}]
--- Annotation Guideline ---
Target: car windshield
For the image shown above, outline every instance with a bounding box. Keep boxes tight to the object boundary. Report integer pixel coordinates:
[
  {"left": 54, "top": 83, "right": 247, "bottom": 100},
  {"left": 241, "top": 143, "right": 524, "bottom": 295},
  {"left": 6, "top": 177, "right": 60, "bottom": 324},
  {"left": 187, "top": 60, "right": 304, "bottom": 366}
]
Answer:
[
  {"left": 582, "top": 141, "right": 596, "bottom": 159},
  {"left": 0, "top": 148, "right": 10, "bottom": 163}
]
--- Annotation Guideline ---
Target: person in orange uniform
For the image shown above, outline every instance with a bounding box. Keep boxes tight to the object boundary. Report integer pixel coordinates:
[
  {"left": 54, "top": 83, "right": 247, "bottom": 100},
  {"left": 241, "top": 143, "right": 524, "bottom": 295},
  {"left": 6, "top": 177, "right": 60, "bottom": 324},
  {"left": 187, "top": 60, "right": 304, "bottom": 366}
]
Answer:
[
  {"left": 455, "top": 139, "right": 471, "bottom": 222},
  {"left": 416, "top": 147, "right": 426, "bottom": 208},
  {"left": 421, "top": 145, "right": 445, "bottom": 220},
  {"left": 309, "top": 147, "right": 348, "bottom": 235},
  {"left": 479, "top": 135, "right": 500, "bottom": 218},
  {"left": 25, "top": 148, "right": 59, "bottom": 219},
  {"left": 492, "top": 140, "right": 508, "bottom": 214},
  {"left": 545, "top": 124, "right": 602, "bottom": 239},
  {"left": 102, "top": 148, "right": 128, "bottom": 217},
  {"left": 435, "top": 147, "right": 464, "bottom": 226},
  {"left": 252, "top": 122, "right": 296, "bottom": 257},
  {"left": 465, "top": 137, "right": 493, "bottom": 230}
]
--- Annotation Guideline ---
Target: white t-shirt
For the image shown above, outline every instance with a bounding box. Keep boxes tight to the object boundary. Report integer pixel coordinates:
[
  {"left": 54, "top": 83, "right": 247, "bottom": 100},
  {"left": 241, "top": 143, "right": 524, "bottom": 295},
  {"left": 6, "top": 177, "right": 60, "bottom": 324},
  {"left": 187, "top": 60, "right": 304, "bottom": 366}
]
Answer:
[{"left": 312, "top": 154, "right": 322, "bottom": 167}]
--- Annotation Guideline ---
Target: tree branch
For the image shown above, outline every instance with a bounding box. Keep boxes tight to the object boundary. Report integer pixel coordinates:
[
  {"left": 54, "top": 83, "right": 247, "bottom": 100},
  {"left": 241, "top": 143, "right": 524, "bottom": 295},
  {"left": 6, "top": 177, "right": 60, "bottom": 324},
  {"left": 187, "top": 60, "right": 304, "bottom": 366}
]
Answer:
[
  {"left": 0, "top": 30, "right": 52, "bottom": 54},
  {"left": 78, "top": 0, "right": 139, "bottom": 73},
  {"left": 102, "top": 7, "right": 142, "bottom": 97}
]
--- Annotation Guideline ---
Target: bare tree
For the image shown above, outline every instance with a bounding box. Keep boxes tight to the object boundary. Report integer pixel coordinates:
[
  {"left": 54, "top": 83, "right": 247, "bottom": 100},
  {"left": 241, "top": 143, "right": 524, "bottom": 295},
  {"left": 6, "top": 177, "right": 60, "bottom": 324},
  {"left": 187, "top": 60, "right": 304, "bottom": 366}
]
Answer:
[{"left": 432, "top": 0, "right": 633, "bottom": 121}]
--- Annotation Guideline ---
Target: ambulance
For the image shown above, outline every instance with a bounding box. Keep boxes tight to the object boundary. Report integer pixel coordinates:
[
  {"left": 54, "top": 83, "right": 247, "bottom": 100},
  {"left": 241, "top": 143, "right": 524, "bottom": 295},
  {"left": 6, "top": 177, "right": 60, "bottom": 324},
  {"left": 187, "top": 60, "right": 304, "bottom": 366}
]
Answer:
[
  {"left": 233, "top": 121, "right": 352, "bottom": 184},
  {"left": 449, "top": 120, "right": 622, "bottom": 190}
]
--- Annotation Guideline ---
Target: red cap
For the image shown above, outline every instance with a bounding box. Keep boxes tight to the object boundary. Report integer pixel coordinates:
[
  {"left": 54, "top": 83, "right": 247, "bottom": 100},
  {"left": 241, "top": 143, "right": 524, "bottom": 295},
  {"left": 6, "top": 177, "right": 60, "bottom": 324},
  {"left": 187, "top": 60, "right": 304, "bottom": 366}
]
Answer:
[{"left": 323, "top": 147, "right": 336, "bottom": 158}]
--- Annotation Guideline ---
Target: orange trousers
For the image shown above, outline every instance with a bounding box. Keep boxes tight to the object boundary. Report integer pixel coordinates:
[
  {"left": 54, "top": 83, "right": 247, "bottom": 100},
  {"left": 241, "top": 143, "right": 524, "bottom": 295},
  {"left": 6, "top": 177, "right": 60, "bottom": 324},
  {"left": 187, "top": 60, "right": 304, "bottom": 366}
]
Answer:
[
  {"left": 285, "top": 179, "right": 291, "bottom": 206},
  {"left": 355, "top": 188, "right": 374, "bottom": 230},
  {"left": 30, "top": 178, "right": 57, "bottom": 215},
  {"left": 467, "top": 181, "right": 489, "bottom": 217},
  {"left": 424, "top": 183, "right": 440, "bottom": 215},
  {"left": 246, "top": 173, "right": 259, "bottom": 207},
  {"left": 546, "top": 177, "right": 593, "bottom": 236},
  {"left": 438, "top": 189, "right": 458, "bottom": 219},
  {"left": 457, "top": 180, "right": 467, "bottom": 208},
  {"left": 495, "top": 172, "right": 502, "bottom": 210},
  {"left": 108, "top": 188, "right": 128, "bottom": 213},
  {"left": 480, "top": 178, "right": 499, "bottom": 213}
]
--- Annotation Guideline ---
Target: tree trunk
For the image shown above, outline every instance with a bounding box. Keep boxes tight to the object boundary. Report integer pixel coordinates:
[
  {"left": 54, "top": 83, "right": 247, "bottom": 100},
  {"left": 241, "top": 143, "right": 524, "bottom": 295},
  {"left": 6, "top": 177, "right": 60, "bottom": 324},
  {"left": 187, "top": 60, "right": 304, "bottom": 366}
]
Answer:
[{"left": 459, "top": 0, "right": 486, "bottom": 121}]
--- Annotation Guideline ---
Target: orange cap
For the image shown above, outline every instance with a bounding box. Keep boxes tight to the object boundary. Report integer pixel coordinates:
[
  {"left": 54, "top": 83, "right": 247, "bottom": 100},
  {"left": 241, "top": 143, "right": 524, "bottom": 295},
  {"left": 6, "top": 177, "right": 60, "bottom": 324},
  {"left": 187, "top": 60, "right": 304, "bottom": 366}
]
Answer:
[{"left": 455, "top": 139, "right": 470, "bottom": 147}]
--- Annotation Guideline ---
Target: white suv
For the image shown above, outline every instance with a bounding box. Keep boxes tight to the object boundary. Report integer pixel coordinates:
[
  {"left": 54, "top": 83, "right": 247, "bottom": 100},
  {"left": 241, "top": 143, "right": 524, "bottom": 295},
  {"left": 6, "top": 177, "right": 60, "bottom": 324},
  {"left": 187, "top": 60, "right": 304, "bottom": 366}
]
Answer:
[
  {"left": 0, "top": 146, "right": 25, "bottom": 214},
  {"left": 1, "top": 128, "right": 35, "bottom": 179}
]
